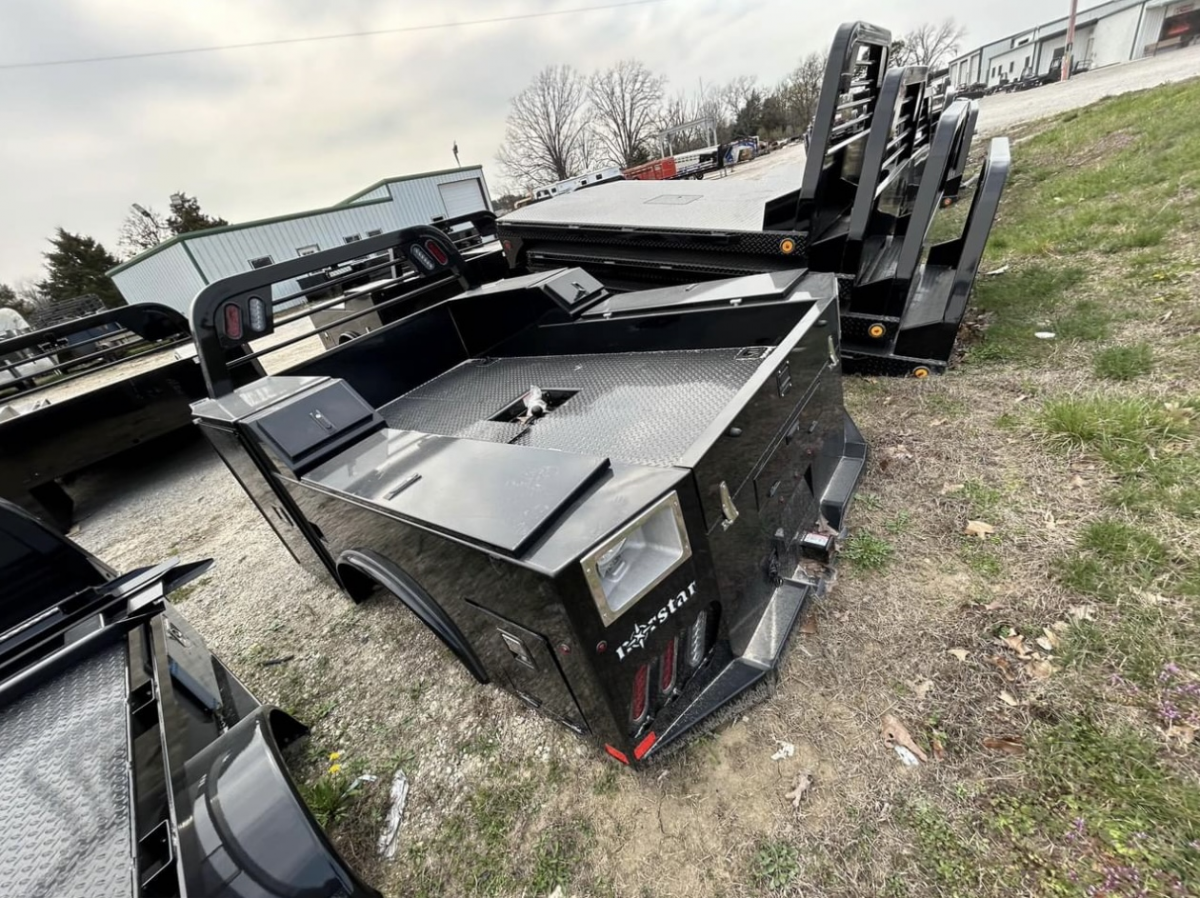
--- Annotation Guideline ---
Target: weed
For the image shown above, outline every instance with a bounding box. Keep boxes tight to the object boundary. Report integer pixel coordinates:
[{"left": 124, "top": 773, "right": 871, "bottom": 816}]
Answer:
[
  {"left": 300, "top": 752, "right": 367, "bottom": 830},
  {"left": 593, "top": 766, "right": 620, "bottom": 796},
  {"left": 1038, "top": 395, "right": 1193, "bottom": 455},
  {"left": 1094, "top": 343, "right": 1153, "bottom": 381},
  {"left": 960, "top": 541, "right": 1003, "bottom": 578},
  {"left": 959, "top": 480, "right": 1004, "bottom": 517},
  {"left": 906, "top": 802, "right": 989, "bottom": 897},
  {"left": 884, "top": 511, "right": 912, "bottom": 535},
  {"left": 167, "top": 576, "right": 209, "bottom": 605},
  {"left": 751, "top": 840, "right": 800, "bottom": 892},
  {"left": 529, "top": 825, "right": 586, "bottom": 894},
  {"left": 841, "top": 531, "right": 894, "bottom": 572}
]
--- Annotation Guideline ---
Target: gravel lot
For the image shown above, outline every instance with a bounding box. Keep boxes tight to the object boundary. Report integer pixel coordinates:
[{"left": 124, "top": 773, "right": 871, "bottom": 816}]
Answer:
[
  {"left": 63, "top": 52, "right": 1200, "bottom": 895},
  {"left": 976, "top": 45, "right": 1200, "bottom": 135}
]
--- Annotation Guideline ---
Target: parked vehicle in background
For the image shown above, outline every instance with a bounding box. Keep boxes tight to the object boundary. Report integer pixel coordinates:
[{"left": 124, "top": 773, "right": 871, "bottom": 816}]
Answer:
[{"left": 0, "top": 498, "right": 380, "bottom": 897}]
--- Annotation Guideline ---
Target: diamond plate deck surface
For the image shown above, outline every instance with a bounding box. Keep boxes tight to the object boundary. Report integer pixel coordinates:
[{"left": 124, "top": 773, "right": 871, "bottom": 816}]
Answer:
[
  {"left": 379, "top": 350, "right": 762, "bottom": 468},
  {"left": 0, "top": 642, "right": 133, "bottom": 898},
  {"left": 502, "top": 179, "right": 789, "bottom": 232}
]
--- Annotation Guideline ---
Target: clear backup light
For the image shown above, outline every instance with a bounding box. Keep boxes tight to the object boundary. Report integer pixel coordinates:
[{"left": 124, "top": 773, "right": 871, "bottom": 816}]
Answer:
[
  {"left": 582, "top": 492, "right": 691, "bottom": 627},
  {"left": 688, "top": 610, "right": 709, "bottom": 669},
  {"left": 247, "top": 296, "right": 267, "bottom": 332}
]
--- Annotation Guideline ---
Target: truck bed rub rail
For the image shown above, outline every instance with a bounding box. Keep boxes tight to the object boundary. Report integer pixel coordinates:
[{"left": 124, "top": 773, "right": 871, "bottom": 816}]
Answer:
[{"left": 190, "top": 221, "right": 482, "bottom": 398}]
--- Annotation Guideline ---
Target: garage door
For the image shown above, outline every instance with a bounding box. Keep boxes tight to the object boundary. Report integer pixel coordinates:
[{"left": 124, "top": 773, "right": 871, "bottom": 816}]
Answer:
[{"left": 438, "top": 178, "right": 487, "bottom": 218}]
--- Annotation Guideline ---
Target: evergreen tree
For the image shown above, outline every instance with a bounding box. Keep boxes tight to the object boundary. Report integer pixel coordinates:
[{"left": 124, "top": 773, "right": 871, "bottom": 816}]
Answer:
[
  {"left": 39, "top": 228, "right": 124, "bottom": 309},
  {"left": 167, "top": 192, "right": 228, "bottom": 235}
]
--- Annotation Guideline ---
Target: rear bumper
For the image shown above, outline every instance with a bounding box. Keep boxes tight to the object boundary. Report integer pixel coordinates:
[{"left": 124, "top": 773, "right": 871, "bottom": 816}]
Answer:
[{"left": 629, "top": 414, "right": 866, "bottom": 764}]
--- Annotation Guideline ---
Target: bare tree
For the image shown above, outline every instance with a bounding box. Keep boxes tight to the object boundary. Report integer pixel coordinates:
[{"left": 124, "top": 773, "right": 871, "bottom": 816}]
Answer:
[
  {"left": 719, "top": 75, "right": 759, "bottom": 124},
  {"left": 892, "top": 18, "right": 968, "bottom": 69},
  {"left": 1, "top": 278, "right": 50, "bottom": 319},
  {"left": 587, "top": 60, "right": 666, "bottom": 167},
  {"left": 779, "top": 51, "right": 828, "bottom": 134},
  {"left": 118, "top": 203, "right": 171, "bottom": 258},
  {"left": 496, "top": 65, "right": 594, "bottom": 188}
]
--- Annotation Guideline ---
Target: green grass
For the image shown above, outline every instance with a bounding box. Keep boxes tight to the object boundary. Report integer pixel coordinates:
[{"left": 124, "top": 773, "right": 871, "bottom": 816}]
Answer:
[
  {"left": 896, "top": 78, "right": 1200, "bottom": 898},
  {"left": 750, "top": 840, "right": 800, "bottom": 892},
  {"left": 841, "top": 531, "right": 894, "bottom": 571},
  {"left": 1094, "top": 343, "right": 1154, "bottom": 381},
  {"left": 166, "top": 576, "right": 209, "bottom": 605}
]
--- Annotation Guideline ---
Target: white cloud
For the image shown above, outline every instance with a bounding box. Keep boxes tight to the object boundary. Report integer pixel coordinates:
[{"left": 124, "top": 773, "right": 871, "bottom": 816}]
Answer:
[{"left": 1, "top": 0, "right": 1053, "bottom": 283}]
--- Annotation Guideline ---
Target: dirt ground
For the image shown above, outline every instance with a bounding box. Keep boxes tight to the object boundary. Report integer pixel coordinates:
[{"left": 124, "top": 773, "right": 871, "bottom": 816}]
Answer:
[{"left": 64, "top": 64, "right": 1200, "bottom": 898}]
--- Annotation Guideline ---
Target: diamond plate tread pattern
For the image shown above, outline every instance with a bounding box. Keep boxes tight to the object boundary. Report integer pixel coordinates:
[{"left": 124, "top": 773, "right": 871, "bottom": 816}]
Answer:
[
  {"left": 379, "top": 350, "right": 762, "bottom": 468},
  {"left": 0, "top": 643, "right": 133, "bottom": 898}
]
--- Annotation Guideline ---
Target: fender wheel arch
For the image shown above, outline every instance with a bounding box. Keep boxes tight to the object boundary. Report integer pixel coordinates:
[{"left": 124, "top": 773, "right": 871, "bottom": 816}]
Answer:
[{"left": 336, "top": 549, "right": 489, "bottom": 684}]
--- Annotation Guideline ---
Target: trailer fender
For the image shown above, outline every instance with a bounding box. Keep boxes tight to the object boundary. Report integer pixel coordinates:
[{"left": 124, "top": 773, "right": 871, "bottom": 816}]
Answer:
[
  {"left": 336, "top": 549, "right": 489, "bottom": 684},
  {"left": 180, "top": 707, "right": 381, "bottom": 898}
]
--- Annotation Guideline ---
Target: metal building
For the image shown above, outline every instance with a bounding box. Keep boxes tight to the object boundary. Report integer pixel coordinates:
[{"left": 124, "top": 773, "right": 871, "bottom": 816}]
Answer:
[
  {"left": 109, "top": 167, "right": 492, "bottom": 314},
  {"left": 949, "top": 0, "right": 1197, "bottom": 88}
]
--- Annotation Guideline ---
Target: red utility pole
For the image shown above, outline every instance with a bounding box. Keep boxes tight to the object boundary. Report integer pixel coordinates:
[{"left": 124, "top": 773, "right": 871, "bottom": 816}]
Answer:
[{"left": 1062, "top": 0, "right": 1080, "bottom": 81}]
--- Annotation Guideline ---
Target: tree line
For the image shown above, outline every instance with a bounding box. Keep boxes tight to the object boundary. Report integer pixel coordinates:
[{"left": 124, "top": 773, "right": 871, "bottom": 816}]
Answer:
[
  {"left": 494, "top": 17, "right": 966, "bottom": 193},
  {"left": 0, "top": 192, "right": 226, "bottom": 316}
]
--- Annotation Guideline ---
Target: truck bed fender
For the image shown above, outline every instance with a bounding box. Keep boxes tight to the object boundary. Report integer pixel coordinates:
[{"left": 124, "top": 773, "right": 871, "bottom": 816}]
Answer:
[
  {"left": 181, "top": 707, "right": 381, "bottom": 898},
  {"left": 336, "top": 549, "right": 489, "bottom": 684}
]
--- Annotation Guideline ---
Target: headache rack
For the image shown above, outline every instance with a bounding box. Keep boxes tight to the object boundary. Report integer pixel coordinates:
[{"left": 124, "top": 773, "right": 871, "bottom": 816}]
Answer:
[
  {"left": 0, "top": 304, "right": 207, "bottom": 529},
  {"left": 496, "top": 20, "right": 1010, "bottom": 378}
]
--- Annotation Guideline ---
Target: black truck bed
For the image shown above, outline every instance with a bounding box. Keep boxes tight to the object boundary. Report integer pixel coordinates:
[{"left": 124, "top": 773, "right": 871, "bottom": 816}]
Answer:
[
  {"left": 0, "top": 642, "right": 132, "bottom": 898},
  {"left": 379, "top": 348, "right": 761, "bottom": 468}
]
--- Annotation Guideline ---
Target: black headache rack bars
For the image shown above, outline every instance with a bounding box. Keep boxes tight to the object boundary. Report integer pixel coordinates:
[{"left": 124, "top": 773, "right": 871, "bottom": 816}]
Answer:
[
  {"left": 191, "top": 221, "right": 484, "bottom": 398},
  {"left": 0, "top": 303, "right": 189, "bottom": 401},
  {"left": 0, "top": 304, "right": 210, "bottom": 531},
  {"left": 190, "top": 217, "right": 868, "bottom": 767},
  {"left": 495, "top": 20, "right": 1010, "bottom": 378},
  {"left": 781, "top": 20, "right": 893, "bottom": 234}
]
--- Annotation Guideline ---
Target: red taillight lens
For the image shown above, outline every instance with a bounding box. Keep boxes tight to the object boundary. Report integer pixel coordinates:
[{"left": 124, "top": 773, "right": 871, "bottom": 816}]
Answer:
[
  {"left": 605, "top": 744, "right": 629, "bottom": 765},
  {"left": 222, "top": 303, "right": 243, "bottom": 340},
  {"left": 425, "top": 239, "right": 449, "bottom": 265},
  {"left": 633, "top": 731, "right": 657, "bottom": 760},
  {"left": 630, "top": 663, "right": 649, "bottom": 723},
  {"left": 660, "top": 638, "right": 677, "bottom": 693}
]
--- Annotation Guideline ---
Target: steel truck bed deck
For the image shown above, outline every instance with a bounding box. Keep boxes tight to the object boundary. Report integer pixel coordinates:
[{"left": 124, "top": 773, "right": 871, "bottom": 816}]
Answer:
[
  {"left": 0, "top": 499, "right": 378, "bottom": 897},
  {"left": 0, "top": 305, "right": 208, "bottom": 529},
  {"left": 190, "top": 226, "right": 864, "bottom": 766}
]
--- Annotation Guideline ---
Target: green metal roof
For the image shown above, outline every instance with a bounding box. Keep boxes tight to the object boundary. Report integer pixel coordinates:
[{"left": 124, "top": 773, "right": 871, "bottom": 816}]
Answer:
[
  {"left": 107, "top": 195, "right": 394, "bottom": 276},
  {"left": 339, "top": 166, "right": 484, "bottom": 205}
]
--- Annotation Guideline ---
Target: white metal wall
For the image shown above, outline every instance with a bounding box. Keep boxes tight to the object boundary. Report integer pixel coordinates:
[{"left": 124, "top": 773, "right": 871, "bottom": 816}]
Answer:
[
  {"left": 1091, "top": 5, "right": 1147, "bottom": 64},
  {"left": 1037, "top": 25, "right": 1096, "bottom": 72},
  {"left": 111, "top": 243, "right": 208, "bottom": 315},
  {"left": 387, "top": 170, "right": 492, "bottom": 223},
  {"left": 187, "top": 201, "right": 402, "bottom": 306},
  {"left": 347, "top": 184, "right": 390, "bottom": 203},
  {"left": 1136, "top": 3, "right": 1170, "bottom": 53}
]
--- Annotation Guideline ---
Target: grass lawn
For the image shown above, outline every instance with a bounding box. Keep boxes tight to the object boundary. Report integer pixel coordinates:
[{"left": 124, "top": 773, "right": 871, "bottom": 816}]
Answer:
[{"left": 252, "top": 79, "right": 1200, "bottom": 898}]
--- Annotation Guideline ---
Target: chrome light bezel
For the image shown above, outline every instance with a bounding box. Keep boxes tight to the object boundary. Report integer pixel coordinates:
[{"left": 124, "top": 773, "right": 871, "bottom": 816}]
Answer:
[{"left": 581, "top": 491, "right": 692, "bottom": 627}]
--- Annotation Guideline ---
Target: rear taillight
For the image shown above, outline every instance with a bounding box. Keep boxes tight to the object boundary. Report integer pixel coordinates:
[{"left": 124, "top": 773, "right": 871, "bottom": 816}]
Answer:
[
  {"left": 631, "top": 663, "right": 649, "bottom": 723},
  {"left": 660, "top": 637, "right": 677, "bottom": 694},
  {"left": 688, "top": 610, "right": 709, "bottom": 669},
  {"left": 425, "top": 239, "right": 449, "bottom": 265},
  {"left": 222, "top": 303, "right": 243, "bottom": 340}
]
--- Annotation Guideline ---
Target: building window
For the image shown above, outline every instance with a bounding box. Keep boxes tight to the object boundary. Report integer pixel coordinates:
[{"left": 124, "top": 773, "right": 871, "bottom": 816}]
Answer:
[
  {"left": 365, "top": 229, "right": 383, "bottom": 237},
  {"left": 1010, "top": 61, "right": 1015, "bottom": 72},
  {"left": 248, "top": 255, "right": 274, "bottom": 269},
  {"left": 297, "top": 244, "right": 319, "bottom": 256},
  {"left": 343, "top": 234, "right": 362, "bottom": 244}
]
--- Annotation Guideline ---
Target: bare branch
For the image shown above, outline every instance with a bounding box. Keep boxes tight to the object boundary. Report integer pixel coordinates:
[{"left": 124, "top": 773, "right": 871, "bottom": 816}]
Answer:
[
  {"left": 495, "top": 64, "right": 594, "bottom": 188},
  {"left": 587, "top": 60, "right": 666, "bottom": 167},
  {"left": 893, "top": 18, "right": 968, "bottom": 69},
  {"left": 118, "top": 204, "right": 171, "bottom": 259}
]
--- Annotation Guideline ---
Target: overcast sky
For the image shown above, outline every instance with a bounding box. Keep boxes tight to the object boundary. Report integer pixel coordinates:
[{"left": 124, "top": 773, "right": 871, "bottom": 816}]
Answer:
[{"left": 0, "top": 0, "right": 1060, "bottom": 284}]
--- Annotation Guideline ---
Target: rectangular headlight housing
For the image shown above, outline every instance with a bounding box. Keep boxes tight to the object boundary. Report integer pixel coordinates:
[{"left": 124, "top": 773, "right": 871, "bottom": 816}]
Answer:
[{"left": 582, "top": 492, "right": 691, "bottom": 627}]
